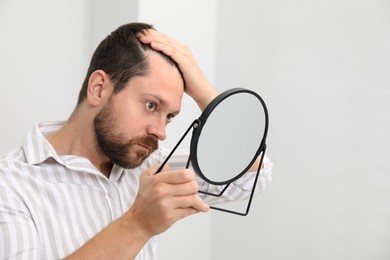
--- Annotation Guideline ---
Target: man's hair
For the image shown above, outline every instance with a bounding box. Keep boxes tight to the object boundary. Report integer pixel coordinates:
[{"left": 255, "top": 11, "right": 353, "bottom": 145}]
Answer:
[{"left": 76, "top": 22, "right": 180, "bottom": 106}]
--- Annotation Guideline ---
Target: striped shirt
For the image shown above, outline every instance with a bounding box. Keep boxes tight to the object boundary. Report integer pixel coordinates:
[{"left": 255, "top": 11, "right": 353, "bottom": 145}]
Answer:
[{"left": 0, "top": 121, "right": 273, "bottom": 259}]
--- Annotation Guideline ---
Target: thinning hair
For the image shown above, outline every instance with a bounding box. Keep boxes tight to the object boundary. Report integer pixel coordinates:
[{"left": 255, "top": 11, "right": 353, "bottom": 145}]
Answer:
[{"left": 76, "top": 22, "right": 181, "bottom": 106}]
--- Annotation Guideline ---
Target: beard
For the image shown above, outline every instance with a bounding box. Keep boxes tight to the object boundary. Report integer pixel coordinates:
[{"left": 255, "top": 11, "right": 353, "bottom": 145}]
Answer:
[{"left": 93, "top": 97, "right": 158, "bottom": 169}]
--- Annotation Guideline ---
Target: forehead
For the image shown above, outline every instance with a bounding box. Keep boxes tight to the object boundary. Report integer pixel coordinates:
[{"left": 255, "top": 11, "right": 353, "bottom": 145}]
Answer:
[
  {"left": 145, "top": 51, "right": 184, "bottom": 90},
  {"left": 117, "top": 53, "right": 184, "bottom": 110}
]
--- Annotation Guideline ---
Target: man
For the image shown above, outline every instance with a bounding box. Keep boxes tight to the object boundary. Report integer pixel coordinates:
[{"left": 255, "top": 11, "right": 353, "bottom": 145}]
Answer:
[{"left": 0, "top": 22, "right": 272, "bottom": 259}]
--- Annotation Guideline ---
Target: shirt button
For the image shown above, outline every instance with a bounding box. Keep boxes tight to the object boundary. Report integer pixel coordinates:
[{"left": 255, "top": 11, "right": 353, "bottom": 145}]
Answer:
[{"left": 110, "top": 192, "right": 115, "bottom": 198}]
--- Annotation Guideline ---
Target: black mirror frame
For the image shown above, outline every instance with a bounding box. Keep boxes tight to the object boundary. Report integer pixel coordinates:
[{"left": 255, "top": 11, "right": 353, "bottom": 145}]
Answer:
[
  {"left": 190, "top": 88, "right": 269, "bottom": 186},
  {"left": 156, "top": 88, "right": 269, "bottom": 216}
]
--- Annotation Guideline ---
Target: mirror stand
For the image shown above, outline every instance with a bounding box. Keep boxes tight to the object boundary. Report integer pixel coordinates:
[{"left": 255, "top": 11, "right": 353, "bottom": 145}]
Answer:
[
  {"left": 156, "top": 118, "right": 267, "bottom": 216},
  {"left": 205, "top": 144, "right": 267, "bottom": 216},
  {"left": 155, "top": 119, "right": 200, "bottom": 174}
]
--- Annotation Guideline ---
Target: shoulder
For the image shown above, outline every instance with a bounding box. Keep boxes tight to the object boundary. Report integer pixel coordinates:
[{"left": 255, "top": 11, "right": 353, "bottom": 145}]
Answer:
[
  {"left": 0, "top": 146, "right": 27, "bottom": 176},
  {"left": 0, "top": 147, "right": 31, "bottom": 206}
]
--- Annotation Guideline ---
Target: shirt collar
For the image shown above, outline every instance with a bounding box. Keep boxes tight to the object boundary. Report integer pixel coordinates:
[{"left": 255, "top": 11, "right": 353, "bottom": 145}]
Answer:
[
  {"left": 23, "top": 121, "right": 67, "bottom": 165},
  {"left": 22, "top": 121, "right": 126, "bottom": 181}
]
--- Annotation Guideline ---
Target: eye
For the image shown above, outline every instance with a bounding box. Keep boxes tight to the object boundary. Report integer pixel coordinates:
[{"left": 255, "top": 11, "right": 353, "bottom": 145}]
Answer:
[
  {"left": 166, "top": 114, "right": 175, "bottom": 123},
  {"left": 146, "top": 101, "right": 156, "bottom": 112}
]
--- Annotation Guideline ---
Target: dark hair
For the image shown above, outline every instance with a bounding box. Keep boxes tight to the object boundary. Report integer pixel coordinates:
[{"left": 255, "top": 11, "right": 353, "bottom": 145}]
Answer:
[{"left": 76, "top": 22, "right": 180, "bottom": 105}]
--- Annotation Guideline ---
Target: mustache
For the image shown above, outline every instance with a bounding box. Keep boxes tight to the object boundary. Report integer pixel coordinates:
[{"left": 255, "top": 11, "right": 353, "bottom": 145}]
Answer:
[{"left": 131, "top": 135, "right": 159, "bottom": 152}]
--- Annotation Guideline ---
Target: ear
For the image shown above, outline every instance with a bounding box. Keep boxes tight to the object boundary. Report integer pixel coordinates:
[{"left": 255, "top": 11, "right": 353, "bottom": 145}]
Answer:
[{"left": 87, "top": 70, "right": 113, "bottom": 107}]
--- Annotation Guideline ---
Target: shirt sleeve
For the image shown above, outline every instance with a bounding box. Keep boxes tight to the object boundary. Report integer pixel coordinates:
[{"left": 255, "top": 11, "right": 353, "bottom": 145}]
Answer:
[
  {"left": 160, "top": 148, "right": 274, "bottom": 205},
  {"left": 0, "top": 179, "right": 40, "bottom": 259},
  {"left": 197, "top": 155, "right": 273, "bottom": 205}
]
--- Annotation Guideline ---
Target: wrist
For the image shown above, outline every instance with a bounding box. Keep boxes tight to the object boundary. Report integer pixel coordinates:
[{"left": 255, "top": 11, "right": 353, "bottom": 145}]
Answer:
[
  {"left": 188, "top": 82, "right": 218, "bottom": 111},
  {"left": 118, "top": 212, "right": 152, "bottom": 246}
]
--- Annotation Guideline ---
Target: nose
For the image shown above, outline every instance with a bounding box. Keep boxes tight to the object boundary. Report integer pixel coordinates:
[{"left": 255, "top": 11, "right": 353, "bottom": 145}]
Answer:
[{"left": 147, "top": 117, "right": 167, "bottom": 141}]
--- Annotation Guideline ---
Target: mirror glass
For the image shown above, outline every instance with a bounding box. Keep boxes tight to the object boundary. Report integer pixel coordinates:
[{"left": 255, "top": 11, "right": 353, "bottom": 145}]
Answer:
[{"left": 191, "top": 90, "right": 266, "bottom": 185}]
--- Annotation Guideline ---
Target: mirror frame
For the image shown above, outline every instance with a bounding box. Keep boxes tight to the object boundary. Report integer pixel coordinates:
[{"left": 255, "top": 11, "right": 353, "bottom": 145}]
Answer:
[{"left": 189, "top": 88, "right": 269, "bottom": 185}]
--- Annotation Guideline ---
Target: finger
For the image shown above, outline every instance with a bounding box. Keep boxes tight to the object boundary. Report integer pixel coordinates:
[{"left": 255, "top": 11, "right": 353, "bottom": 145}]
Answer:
[
  {"left": 156, "top": 169, "right": 196, "bottom": 184},
  {"left": 149, "top": 41, "right": 195, "bottom": 82},
  {"left": 150, "top": 41, "right": 191, "bottom": 64},
  {"left": 136, "top": 32, "right": 151, "bottom": 44},
  {"left": 172, "top": 194, "right": 210, "bottom": 213},
  {"left": 143, "top": 164, "right": 170, "bottom": 176},
  {"left": 165, "top": 181, "right": 199, "bottom": 197},
  {"left": 137, "top": 29, "right": 176, "bottom": 48},
  {"left": 138, "top": 30, "right": 191, "bottom": 60},
  {"left": 141, "top": 29, "right": 180, "bottom": 48},
  {"left": 174, "top": 207, "right": 201, "bottom": 220}
]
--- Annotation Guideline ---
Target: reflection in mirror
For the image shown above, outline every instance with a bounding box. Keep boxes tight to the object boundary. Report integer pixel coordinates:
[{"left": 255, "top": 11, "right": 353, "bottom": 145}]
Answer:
[{"left": 193, "top": 91, "right": 265, "bottom": 185}]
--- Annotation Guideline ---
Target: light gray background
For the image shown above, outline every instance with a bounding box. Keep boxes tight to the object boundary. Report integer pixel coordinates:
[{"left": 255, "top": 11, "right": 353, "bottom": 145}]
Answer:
[{"left": 1, "top": 0, "right": 389, "bottom": 259}]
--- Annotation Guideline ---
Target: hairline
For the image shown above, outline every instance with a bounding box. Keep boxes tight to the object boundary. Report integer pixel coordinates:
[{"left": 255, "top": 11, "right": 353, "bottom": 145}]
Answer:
[{"left": 111, "top": 47, "right": 185, "bottom": 95}]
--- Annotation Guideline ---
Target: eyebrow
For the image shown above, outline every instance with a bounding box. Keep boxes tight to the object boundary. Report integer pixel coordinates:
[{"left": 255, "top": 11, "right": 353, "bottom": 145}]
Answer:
[{"left": 144, "top": 93, "right": 181, "bottom": 115}]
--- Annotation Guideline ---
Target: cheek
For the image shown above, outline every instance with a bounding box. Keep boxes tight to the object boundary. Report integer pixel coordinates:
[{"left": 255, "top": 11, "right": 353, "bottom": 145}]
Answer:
[
  {"left": 118, "top": 108, "right": 150, "bottom": 137},
  {"left": 112, "top": 97, "right": 140, "bottom": 122},
  {"left": 111, "top": 96, "right": 155, "bottom": 136}
]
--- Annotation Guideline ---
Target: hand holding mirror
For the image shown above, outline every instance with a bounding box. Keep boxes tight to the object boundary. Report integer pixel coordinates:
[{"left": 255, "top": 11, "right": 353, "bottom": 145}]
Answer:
[{"left": 156, "top": 88, "right": 269, "bottom": 216}]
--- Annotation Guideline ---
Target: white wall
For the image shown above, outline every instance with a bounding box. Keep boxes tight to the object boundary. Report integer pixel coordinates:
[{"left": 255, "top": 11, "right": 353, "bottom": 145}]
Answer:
[
  {"left": 213, "top": 0, "right": 390, "bottom": 259},
  {"left": 0, "top": 0, "right": 89, "bottom": 155},
  {"left": 89, "top": 0, "right": 139, "bottom": 52}
]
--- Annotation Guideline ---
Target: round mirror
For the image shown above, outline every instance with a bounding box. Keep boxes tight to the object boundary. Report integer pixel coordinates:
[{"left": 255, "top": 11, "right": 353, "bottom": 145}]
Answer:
[{"left": 190, "top": 88, "right": 268, "bottom": 185}]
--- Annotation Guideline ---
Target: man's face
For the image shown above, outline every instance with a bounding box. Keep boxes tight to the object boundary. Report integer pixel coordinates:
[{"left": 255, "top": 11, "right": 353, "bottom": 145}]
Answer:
[{"left": 94, "top": 53, "right": 184, "bottom": 169}]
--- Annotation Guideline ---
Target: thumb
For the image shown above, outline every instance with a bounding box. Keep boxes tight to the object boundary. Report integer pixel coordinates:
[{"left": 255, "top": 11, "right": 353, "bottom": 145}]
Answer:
[{"left": 144, "top": 163, "right": 171, "bottom": 176}]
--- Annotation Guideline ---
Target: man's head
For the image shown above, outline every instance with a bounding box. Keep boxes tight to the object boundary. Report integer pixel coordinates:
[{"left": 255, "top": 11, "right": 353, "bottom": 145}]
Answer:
[
  {"left": 76, "top": 22, "right": 184, "bottom": 169},
  {"left": 77, "top": 22, "right": 181, "bottom": 105}
]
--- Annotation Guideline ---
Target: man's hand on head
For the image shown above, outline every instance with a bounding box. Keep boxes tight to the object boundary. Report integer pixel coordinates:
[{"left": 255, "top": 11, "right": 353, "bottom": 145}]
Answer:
[{"left": 137, "top": 29, "right": 218, "bottom": 111}]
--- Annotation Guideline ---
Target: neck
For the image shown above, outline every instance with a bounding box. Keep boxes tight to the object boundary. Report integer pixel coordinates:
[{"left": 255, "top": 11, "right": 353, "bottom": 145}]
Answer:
[{"left": 47, "top": 107, "right": 113, "bottom": 177}]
